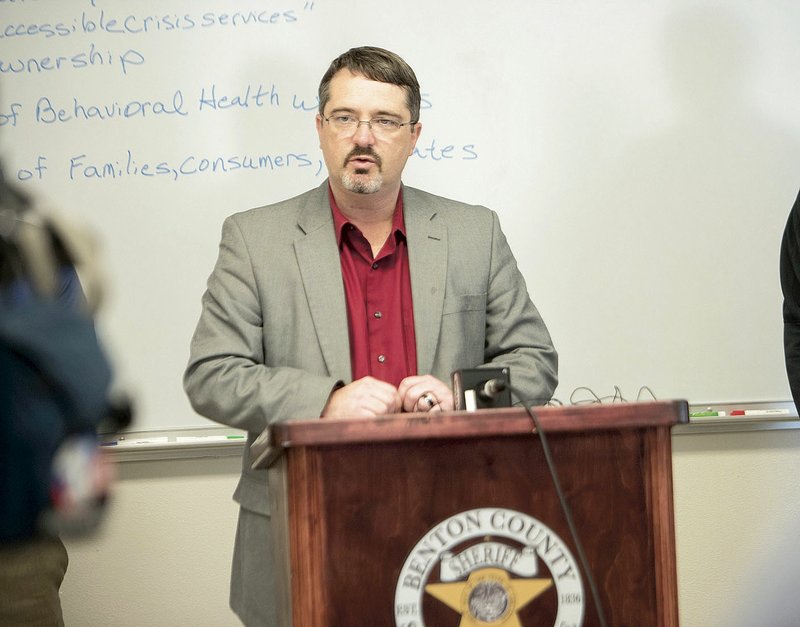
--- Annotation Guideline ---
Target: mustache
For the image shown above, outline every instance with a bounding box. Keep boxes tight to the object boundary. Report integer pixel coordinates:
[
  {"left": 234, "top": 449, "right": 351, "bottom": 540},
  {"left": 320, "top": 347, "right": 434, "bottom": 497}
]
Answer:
[{"left": 344, "top": 148, "right": 382, "bottom": 169}]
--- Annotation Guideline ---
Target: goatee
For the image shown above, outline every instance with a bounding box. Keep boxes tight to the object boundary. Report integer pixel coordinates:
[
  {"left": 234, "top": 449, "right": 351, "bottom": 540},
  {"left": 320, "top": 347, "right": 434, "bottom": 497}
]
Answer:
[
  {"left": 342, "top": 170, "right": 383, "bottom": 194},
  {"left": 341, "top": 147, "right": 383, "bottom": 194}
]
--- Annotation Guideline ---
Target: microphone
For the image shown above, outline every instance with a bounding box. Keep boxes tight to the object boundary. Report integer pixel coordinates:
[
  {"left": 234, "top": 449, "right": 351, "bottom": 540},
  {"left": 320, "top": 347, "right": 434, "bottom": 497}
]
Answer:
[
  {"left": 478, "top": 378, "right": 507, "bottom": 403},
  {"left": 451, "top": 368, "right": 511, "bottom": 411}
]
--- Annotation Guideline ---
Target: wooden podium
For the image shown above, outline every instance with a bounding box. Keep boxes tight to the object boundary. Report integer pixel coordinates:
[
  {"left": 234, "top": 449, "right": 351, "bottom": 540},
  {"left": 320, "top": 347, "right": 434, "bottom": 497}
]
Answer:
[{"left": 252, "top": 400, "right": 688, "bottom": 626}]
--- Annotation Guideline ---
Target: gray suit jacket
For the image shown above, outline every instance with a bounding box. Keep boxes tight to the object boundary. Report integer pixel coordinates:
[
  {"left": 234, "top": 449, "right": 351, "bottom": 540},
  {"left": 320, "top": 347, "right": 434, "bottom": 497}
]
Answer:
[{"left": 184, "top": 181, "right": 557, "bottom": 516}]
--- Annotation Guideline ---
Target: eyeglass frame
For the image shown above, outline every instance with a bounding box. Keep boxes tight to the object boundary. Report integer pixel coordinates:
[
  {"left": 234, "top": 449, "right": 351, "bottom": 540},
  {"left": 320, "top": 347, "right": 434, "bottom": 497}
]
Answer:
[{"left": 321, "top": 113, "right": 418, "bottom": 135}]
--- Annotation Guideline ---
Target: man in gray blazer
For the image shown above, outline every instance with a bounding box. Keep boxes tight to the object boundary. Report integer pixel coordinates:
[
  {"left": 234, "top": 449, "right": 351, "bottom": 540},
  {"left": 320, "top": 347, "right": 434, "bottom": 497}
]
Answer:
[{"left": 184, "top": 46, "right": 557, "bottom": 626}]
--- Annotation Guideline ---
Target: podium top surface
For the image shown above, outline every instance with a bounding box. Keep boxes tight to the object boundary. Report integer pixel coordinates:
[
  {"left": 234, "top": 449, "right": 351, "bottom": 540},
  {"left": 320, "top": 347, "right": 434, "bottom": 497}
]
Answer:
[{"left": 261, "top": 400, "right": 688, "bottom": 451}]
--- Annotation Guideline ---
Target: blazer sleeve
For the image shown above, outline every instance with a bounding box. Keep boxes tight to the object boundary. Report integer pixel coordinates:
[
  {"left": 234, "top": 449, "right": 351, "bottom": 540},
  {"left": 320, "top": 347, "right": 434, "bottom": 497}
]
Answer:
[
  {"left": 483, "top": 210, "right": 558, "bottom": 405},
  {"left": 183, "top": 214, "right": 340, "bottom": 435}
]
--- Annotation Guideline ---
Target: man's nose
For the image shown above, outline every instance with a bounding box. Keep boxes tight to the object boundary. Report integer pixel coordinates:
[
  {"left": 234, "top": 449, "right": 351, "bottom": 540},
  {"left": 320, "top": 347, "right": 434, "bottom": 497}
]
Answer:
[{"left": 352, "top": 120, "right": 375, "bottom": 145}]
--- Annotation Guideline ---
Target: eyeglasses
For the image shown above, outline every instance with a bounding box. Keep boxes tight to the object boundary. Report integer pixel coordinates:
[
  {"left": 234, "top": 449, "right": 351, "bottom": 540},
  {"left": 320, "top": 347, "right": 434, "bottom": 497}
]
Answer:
[{"left": 323, "top": 114, "right": 417, "bottom": 137}]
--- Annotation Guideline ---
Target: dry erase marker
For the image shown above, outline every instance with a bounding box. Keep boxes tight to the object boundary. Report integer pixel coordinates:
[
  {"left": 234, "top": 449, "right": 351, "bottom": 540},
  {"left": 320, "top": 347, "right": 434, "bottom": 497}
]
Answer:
[
  {"left": 175, "top": 435, "right": 246, "bottom": 443},
  {"left": 689, "top": 410, "right": 726, "bottom": 418},
  {"left": 729, "top": 409, "right": 790, "bottom": 417},
  {"left": 114, "top": 437, "right": 170, "bottom": 446}
]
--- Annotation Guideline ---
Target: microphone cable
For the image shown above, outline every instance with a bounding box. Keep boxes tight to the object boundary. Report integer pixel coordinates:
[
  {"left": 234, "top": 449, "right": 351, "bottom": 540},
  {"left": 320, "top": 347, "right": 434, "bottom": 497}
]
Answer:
[{"left": 514, "top": 387, "right": 609, "bottom": 627}]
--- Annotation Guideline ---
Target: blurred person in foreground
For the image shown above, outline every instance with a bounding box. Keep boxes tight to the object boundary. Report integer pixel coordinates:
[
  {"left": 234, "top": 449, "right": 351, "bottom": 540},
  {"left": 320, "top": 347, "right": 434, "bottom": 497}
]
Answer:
[{"left": 0, "top": 162, "right": 120, "bottom": 626}]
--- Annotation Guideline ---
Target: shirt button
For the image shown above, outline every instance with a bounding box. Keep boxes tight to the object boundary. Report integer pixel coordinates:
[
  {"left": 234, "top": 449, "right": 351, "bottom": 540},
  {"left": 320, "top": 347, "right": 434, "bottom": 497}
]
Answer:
[
  {"left": 372, "top": 262, "right": 379, "bottom": 269},
  {"left": 377, "top": 355, "right": 386, "bottom": 363},
  {"left": 374, "top": 311, "right": 382, "bottom": 319}
]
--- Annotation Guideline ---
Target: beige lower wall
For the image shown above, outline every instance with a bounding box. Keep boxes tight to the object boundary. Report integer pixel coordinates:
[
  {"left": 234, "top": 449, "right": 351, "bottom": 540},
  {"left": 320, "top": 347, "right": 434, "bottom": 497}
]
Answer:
[
  {"left": 672, "top": 428, "right": 800, "bottom": 627},
  {"left": 61, "top": 428, "right": 800, "bottom": 626},
  {"left": 61, "top": 456, "right": 242, "bottom": 627}
]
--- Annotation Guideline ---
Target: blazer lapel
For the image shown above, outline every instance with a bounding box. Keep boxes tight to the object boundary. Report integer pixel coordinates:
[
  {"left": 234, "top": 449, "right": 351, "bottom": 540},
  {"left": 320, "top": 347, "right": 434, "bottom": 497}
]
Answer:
[
  {"left": 293, "top": 183, "right": 352, "bottom": 382},
  {"left": 404, "top": 186, "right": 447, "bottom": 376}
]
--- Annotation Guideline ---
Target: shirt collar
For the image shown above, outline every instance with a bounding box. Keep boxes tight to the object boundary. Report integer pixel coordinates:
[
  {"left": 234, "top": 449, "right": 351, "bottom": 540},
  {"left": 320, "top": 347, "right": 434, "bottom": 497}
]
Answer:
[{"left": 329, "top": 184, "right": 407, "bottom": 248}]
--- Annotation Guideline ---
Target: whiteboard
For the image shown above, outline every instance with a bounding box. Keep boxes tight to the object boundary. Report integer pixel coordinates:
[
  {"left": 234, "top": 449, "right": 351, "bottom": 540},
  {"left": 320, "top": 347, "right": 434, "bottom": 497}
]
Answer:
[{"left": 2, "top": 0, "right": 799, "bottom": 431}]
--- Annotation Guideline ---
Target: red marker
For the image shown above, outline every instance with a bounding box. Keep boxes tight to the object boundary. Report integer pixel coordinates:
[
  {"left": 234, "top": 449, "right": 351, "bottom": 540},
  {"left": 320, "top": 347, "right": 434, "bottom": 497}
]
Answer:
[{"left": 729, "top": 409, "right": 790, "bottom": 417}]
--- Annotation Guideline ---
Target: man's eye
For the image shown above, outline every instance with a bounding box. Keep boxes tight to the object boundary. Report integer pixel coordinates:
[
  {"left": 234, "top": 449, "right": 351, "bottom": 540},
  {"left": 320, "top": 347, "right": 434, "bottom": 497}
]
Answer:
[
  {"left": 334, "top": 115, "right": 355, "bottom": 124},
  {"left": 374, "top": 118, "right": 398, "bottom": 128}
]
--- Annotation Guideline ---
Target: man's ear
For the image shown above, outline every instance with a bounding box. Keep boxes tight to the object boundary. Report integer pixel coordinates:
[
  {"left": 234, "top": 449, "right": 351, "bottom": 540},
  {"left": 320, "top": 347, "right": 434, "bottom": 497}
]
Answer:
[{"left": 408, "top": 121, "right": 423, "bottom": 155}]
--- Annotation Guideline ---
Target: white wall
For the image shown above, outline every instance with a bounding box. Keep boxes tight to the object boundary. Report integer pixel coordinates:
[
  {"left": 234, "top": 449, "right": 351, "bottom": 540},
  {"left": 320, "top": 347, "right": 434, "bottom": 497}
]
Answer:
[{"left": 61, "top": 428, "right": 800, "bottom": 627}]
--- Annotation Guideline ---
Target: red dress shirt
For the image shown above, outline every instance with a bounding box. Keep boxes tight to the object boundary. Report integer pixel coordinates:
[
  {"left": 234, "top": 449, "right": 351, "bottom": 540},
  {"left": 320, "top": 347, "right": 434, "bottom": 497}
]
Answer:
[{"left": 330, "top": 188, "right": 417, "bottom": 388}]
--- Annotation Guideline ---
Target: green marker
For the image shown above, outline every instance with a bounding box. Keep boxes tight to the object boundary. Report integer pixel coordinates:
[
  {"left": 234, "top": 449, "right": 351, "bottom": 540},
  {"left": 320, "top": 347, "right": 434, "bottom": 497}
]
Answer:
[{"left": 689, "top": 410, "right": 726, "bottom": 418}]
